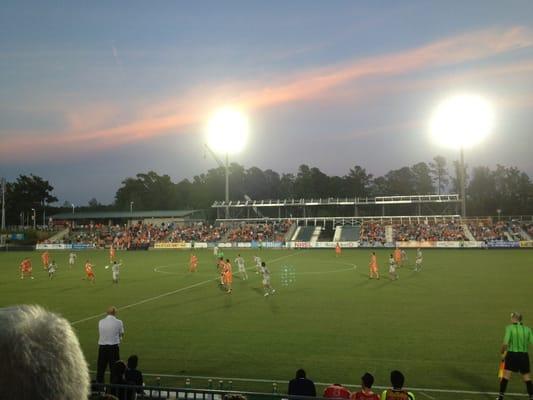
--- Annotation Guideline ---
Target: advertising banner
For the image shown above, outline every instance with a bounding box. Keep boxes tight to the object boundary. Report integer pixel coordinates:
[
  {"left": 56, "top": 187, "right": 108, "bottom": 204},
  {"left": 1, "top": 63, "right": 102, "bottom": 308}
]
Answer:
[
  {"left": 520, "top": 241, "right": 533, "bottom": 248},
  {"left": 396, "top": 241, "right": 436, "bottom": 248},
  {"left": 263, "top": 241, "right": 284, "bottom": 248},
  {"left": 10, "top": 233, "right": 25, "bottom": 241},
  {"left": 36, "top": 243, "right": 71, "bottom": 250},
  {"left": 488, "top": 240, "right": 520, "bottom": 248},
  {"left": 237, "top": 242, "right": 252, "bottom": 248},
  {"left": 292, "top": 242, "right": 313, "bottom": 249},
  {"left": 194, "top": 242, "right": 208, "bottom": 249},
  {"left": 72, "top": 243, "right": 95, "bottom": 250},
  {"left": 154, "top": 242, "right": 191, "bottom": 249},
  {"left": 315, "top": 241, "right": 359, "bottom": 248}
]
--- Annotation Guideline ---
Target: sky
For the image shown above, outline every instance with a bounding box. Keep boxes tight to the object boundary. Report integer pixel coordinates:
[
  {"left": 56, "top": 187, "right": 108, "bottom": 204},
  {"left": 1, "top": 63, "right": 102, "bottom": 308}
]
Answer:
[{"left": 1, "top": 0, "right": 533, "bottom": 205}]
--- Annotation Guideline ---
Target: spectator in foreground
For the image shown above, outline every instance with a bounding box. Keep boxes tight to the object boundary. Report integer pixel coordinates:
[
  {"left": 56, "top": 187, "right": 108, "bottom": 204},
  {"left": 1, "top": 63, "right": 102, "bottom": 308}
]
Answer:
[
  {"left": 125, "top": 355, "right": 144, "bottom": 395},
  {"left": 0, "top": 304, "right": 90, "bottom": 400},
  {"left": 350, "top": 373, "right": 379, "bottom": 400},
  {"left": 110, "top": 360, "right": 134, "bottom": 400},
  {"left": 323, "top": 383, "right": 351, "bottom": 399},
  {"left": 288, "top": 369, "right": 317, "bottom": 397},
  {"left": 381, "top": 370, "right": 415, "bottom": 400}
]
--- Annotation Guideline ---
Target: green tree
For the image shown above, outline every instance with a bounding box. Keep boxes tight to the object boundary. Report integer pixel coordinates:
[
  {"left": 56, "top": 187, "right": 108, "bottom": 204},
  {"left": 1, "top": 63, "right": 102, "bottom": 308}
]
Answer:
[
  {"left": 411, "top": 162, "right": 434, "bottom": 194},
  {"left": 430, "top": 156, "right": 449, "bottom": 194}
]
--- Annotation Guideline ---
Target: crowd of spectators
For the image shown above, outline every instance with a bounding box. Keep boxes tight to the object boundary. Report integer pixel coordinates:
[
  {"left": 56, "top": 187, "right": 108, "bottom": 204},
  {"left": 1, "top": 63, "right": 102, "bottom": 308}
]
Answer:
[
  {"left": 167, "top": 223, "right": 229, "bottom": 243},
  {"left": 226, "top": 220, "right": 292, "bottom": 242},
  {"left": 359, "top": 222, "right": 386, "bottom": 245},
  {"left": 393, "top": 220, "right": 466, "bottom": 242},
  {"left": 468, "top": 220, "right": 511, "bottom": 241}
]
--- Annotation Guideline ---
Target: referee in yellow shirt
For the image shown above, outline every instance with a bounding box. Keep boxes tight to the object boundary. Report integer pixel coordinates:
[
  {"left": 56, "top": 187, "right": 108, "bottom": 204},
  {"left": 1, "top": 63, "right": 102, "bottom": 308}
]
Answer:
[{"left": 498, "top": 312, "right": 533, "bottom": 400}]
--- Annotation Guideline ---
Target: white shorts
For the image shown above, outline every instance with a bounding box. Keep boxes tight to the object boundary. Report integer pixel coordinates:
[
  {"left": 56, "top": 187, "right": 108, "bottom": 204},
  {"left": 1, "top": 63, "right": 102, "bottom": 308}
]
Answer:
[
  {"left": 389, "top": 266, "right": 396, "bottom": 274},
  {"left": 238, "top": 265, "right": 246, "bottom": 273},
  {"left": 262, "top": 277, "right": 271, "bottom": 285},
  {"left": 113, "top": 272, "right": 119, "bottom": 280}
]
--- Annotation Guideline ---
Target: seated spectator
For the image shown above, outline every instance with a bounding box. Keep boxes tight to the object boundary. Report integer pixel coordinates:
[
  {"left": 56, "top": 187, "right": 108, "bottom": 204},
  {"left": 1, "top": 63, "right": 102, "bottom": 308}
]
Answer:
[
  {"left": 381, "top": 370, "right": 415, "bottom": 400},
  {"left": 323, "top": 383, "right": 351, "bottom": 399},
  {"left": 0, "top": 304, "right": 90, "bottom": 400},
  {"left": 288, "top": 368, "right": 316, "bottom": 397},
  {"left": 350, "top": 373, "right": 379, "bottom": 400},
  {"left": 125, "top": 355, "right": 144, "bottom": 396},
  {"left": 110, "top": 360, "right": 134, "bottom": 400}
]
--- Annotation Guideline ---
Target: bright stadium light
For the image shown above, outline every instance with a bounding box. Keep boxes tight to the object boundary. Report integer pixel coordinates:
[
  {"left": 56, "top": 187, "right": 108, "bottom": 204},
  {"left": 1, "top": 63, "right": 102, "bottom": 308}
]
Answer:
[
  {"left": 430, "top": 94, "right": 494, "bottom": 149},
  {"left": 430, "top": 93, "right": 495, "bottom": 217},
  {"left": 206, "top": 107, "right": 249, "bottom": 219},
  {"left": 207, "top": 107, "right": 249, "bottom": 155}
]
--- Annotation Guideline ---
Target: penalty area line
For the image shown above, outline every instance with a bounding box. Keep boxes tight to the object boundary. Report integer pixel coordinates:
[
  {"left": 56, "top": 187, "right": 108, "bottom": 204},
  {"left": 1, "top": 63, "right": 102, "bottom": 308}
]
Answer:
[{"left": 71, "top": 251, "right": 304, "bottom": 326}]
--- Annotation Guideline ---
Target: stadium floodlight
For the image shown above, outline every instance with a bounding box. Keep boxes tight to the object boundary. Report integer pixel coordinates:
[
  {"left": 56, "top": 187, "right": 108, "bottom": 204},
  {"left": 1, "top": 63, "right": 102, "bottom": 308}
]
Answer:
[
  {"left": 430, "top": 94, "right": 495, "bottom": 217},
  {"left": 206, "top": 107, "right": 249, "bottom": 218}
]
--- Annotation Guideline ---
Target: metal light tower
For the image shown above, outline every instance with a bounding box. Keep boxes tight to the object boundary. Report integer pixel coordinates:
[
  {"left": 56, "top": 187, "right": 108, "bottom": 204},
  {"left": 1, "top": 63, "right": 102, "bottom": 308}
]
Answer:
[
  {"left": 430, "top": 94, "right": 494, "bottom": 217},
  {"left": 206, "top": 107, "right": 249, "bottom": 219},
  {"left": 1, "top": 177, "right": 6, "bottom": 230}
]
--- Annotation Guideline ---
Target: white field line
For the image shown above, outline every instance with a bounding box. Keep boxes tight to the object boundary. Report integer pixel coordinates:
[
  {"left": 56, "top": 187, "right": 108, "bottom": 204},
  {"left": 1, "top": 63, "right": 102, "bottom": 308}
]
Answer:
[
  {"left": 112, "top": 371, "right": 526, "bottom": 397},
  {"left": 71, "top": 251, "right": 303, "bottom": 326}
]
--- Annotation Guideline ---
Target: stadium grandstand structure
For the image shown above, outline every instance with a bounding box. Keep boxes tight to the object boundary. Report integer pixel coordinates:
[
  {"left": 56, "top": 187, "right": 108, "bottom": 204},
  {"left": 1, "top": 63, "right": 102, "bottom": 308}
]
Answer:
[{"left": 212, "top": 194, "right": 461, "bottom": 221}]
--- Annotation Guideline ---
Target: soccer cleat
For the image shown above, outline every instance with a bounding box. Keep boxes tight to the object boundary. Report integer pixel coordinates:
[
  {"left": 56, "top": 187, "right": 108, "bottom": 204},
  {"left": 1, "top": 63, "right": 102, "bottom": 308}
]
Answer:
[
  {"left": 271, "top": 289, "right": 276, "bottom": 294},
  {"left": 264, "top": 292, "right": 269, "bottom": 297}
]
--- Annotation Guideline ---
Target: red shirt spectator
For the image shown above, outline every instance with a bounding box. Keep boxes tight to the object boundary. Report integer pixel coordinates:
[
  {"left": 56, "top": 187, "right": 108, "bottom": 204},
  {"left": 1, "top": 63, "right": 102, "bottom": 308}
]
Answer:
[{"left": 324, "top": 384, "right": 351, "bottom": 399}]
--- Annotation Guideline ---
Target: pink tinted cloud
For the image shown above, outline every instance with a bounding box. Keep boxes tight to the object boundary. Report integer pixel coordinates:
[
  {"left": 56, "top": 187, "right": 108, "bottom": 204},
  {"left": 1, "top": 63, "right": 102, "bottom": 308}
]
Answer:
[{"left": 1, "top": 26, "right": 532, "bottom": 162}]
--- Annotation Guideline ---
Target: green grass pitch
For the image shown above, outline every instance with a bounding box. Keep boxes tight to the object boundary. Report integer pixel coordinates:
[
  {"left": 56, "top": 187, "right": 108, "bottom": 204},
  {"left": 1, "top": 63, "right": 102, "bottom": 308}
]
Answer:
[{"left": 0, "top": 248, "right": 532, "bottom": 397}]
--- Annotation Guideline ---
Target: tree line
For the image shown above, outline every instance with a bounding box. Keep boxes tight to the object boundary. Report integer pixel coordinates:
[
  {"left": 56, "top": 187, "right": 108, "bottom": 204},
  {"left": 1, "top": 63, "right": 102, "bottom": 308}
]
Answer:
[{"left": 2, "top": 156, "right": 532, "bottom": 226}]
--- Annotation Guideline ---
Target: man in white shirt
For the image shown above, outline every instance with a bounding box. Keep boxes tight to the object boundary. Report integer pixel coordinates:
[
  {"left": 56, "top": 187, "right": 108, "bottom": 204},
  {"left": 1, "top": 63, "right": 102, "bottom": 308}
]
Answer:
[{"left": 96, "top": 306, "right": 124, "bottom": 384}]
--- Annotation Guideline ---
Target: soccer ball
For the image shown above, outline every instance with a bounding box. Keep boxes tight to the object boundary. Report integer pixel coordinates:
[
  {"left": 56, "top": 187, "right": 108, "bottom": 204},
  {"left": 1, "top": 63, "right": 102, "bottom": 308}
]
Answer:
[{"left": 105, "top": 265, "right": 109, "bottom": 270}]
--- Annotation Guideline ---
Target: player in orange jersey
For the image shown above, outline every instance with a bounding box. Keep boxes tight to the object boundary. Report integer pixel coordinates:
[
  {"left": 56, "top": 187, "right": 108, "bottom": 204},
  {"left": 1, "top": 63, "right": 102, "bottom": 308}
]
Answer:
[
  {"left": 20, "top": 258, "right": 34, "bottom": 280},
  {"left": 369, "top": 252, "right": 379, "bottom": 279},
  {"left": 41, "top": 251, "right": 50, "bottom": 269},
  {"left": 84, "top": 260, "right": 95, "bottom": 283},
  {"left": 335, "top": 243, "right": 342, "bottom": 257},
  {"left": 217, "top": 257, "right": 225, "bottom": 286},
  {"left": 109, "top": 245, "right": 116, "bottom": 262},
  {"left": 393, "top": 247, "right": 402, "bottom": 268},
  {"left": 223, "top": 261, "right": 233, "bottom": 294},
  {"left": 189, "top": 254, "right": 198, "bottom": 272}
]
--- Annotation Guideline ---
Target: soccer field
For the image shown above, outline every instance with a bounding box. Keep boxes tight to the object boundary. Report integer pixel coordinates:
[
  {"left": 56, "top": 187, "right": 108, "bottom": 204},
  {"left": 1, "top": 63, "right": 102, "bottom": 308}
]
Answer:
[{"left": 0, "top": 248, "right": 531, "bottom": 397}]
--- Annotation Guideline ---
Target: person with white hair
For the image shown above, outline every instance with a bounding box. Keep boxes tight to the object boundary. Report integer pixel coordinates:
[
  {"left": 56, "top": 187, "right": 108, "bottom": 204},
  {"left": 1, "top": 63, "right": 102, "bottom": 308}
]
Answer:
[{"left": 0, "top": 304, "right": 90, "bottom": 400}]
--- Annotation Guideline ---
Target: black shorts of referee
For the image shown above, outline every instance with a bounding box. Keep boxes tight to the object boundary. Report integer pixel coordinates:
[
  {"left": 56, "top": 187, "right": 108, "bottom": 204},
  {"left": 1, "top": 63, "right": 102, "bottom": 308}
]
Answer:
[{"left": 505, "top": 351, "right": 530, "bottom": 374}]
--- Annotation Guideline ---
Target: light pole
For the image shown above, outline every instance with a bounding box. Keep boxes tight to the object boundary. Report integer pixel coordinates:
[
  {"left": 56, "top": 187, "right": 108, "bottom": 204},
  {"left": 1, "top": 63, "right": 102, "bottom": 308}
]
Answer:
[
  {"left": 206, "top": 107, "right": 249, "bottom": 219},
  {"left": 430, "top": 94, "right": 494, "bottom": 218},
  {"left": 31, "top": 208, "right": 36, "bottom": 229},
  {"left": 459, "top": 146, "right": 466, "bottom": 217},
  {"left": 1, "top": 177, "right": 5, "bottom": 230},
  {"left": 130, "top": 201, "right": 134, "bottom": 213}
]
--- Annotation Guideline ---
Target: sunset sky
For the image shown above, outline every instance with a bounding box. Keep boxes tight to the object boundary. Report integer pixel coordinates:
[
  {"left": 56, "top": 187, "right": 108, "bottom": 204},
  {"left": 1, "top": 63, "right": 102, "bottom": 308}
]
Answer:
[{"left": 1, "top": 1, "right": 533, "bottom": 204}]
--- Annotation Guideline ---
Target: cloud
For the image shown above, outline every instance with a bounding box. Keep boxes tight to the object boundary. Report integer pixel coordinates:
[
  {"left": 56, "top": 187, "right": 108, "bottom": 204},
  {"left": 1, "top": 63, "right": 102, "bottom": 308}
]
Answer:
[{"left": 1, "top": 26, "right": 532, "bottom": 162}]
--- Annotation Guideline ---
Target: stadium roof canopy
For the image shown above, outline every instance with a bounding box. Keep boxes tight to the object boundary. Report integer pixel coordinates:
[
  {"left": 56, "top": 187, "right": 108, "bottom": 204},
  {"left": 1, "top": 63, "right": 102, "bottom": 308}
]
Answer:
[{"left": 51, "top": 210, "right": 203, "bottom": 221}]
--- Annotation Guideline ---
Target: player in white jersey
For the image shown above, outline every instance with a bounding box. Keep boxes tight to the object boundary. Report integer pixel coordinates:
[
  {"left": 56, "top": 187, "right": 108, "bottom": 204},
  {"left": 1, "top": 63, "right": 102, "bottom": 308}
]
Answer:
[
  {"left": 111, "top": 260, "right": 122, "bottom": 284},
  {"left": 253, "top": 255, "right": 262, "bottom": 274},
  {"left": 388, "top": 254, "right": 398, "bottom": 280},
  {"left": 68, "top": 252, "right": 76, "bottom": 268},
  {"left": 260, "top": 261, "right": 275, "bottom": 296},
  {"left": 415, "top": 248, "right": 423, "bottom": 272},
  {"left": 235, "top": 254, "right": 247, "bottom": 280},
  {"left": 400, "top": 249, "right": 407, "bottom": 267},
  {"left": 213, "top": 246, "right": 219, "bottom": 257},
  {"left": 47, "top": 260, "right": 57, "bottom": 279}
]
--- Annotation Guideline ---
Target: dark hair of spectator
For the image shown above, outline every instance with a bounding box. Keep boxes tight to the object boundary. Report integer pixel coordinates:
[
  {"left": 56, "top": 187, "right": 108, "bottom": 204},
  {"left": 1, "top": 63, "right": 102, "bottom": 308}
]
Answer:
[
  {"left": 296, "top": 369, "right": 306, "bottom": 379},
  {"left": 390, "top": 370, "right": 404, "bottom": 389},
  {"left": 361, "top": 372, "right": 374, "bottom": 388},
  {"left": 127, "top": 355, "right": 138, "bottom": 369}
]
